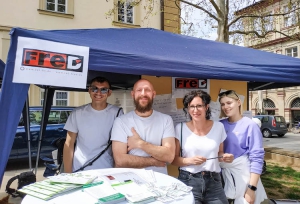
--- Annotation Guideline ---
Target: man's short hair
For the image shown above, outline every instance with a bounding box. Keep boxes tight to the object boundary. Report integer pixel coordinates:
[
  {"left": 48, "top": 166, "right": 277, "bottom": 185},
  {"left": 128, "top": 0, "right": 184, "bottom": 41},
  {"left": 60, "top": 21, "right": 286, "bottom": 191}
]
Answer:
[{"left": 90, "top": 77, "right": 111, "bottom": 89}]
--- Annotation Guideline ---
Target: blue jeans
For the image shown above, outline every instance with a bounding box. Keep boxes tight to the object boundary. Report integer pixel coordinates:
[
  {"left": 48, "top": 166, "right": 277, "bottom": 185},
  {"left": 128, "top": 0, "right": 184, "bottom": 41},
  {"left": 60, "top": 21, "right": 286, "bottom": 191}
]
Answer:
[{"left": 178, "top": 170, "right": 228, "bottom": 204}]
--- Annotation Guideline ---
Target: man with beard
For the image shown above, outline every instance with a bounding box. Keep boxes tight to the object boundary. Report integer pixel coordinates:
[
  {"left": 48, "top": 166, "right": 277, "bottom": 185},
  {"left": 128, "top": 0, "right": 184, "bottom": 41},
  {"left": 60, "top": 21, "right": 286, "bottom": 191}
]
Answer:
[{"left": 111, "top": 79, "right": 175, "bottom": 174}]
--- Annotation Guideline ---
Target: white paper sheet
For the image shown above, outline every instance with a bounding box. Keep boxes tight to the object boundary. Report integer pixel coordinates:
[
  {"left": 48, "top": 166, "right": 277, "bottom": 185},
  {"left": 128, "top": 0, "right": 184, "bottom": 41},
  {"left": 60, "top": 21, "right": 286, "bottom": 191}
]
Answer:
[
  {"left": 153, "top": 94, "right": 177, "bottom": 113},
  {"left": 166, "top": 109, "right": 188, "bottom": 126},
  {"left": 209, "top": 101, "right": 221, "bottom": 121}
]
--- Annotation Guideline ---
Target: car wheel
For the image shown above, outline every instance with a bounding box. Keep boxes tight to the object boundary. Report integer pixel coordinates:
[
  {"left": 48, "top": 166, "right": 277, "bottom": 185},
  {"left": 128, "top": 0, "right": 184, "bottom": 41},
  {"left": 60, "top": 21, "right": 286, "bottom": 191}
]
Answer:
[
  {"left": 262, "top": 129, "right": 272, "bottom": 138},
  {"left": 277, "top": 134, "right": 285, "bottom": 137}
]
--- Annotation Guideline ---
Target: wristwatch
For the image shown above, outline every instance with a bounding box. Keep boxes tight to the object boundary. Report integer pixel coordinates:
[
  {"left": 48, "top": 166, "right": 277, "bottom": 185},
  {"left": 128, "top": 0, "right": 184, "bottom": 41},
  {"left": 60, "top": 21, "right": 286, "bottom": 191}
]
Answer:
[{"left": 248, "top": 184, "right": 257, "bottom": 191}]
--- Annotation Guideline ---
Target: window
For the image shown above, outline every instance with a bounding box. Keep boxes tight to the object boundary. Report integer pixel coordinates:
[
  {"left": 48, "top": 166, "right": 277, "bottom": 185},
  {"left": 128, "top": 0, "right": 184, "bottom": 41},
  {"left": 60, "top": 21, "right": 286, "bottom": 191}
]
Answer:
[
  {"left": 291, "top": 97, "right": 300, "bottom": 108},
  {"left": 46, "top": 0, "right": 66, "bottom": 13},
  {"left": 286, "top": 47, "right": 298, "bottom": 57},
  {"left": 48, "top": 111, "right": 61, "bottom": 124},
  {"left": 253, "top": 18, "right": 261, "bottom": 33},
  {"left": 274, "top": 116, "right": 286, "bottom": 123},
  {"left": 118, "top": 0, "right": 134, "bottom": 24},
  {"left": 54, "top": 91, "right": 68, "bottom": 106},
  {"left": 40, "top": 90, "right": 45, "bottom": 106},
  {"left": 263, "top": 13, "right": 273, "bottom": 32},
  {"left": 38, "top": 0, "right": 74, "bottom": 18},
  {"left": 252, "top": 13, "right": 273, "bottom": 35},
  {"left": 60, "top": 111, "right": 69, "bottom": 123},
  {"left": 29, "top": 111, "right": 43, "bottom": 125},
  {"left": 40, "top": 89, "right": 69, "bottom": 106},
  {"left": 284, "top": 5, "right": 297, "bottom": 27},
  {"left": 262, "top": 116, "right": 269, "bottom": 123},
  {"left": 263, "top": 99, "right": 275, "bottom": 108}
]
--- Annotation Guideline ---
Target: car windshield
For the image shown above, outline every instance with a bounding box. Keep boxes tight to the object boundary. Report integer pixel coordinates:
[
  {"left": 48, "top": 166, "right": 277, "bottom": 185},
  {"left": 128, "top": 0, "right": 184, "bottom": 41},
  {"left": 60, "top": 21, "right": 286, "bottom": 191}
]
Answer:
[
  {"left": 18, "top": 110, "right": 70, "bottom": 126},
  {"left": 274, "top": 116, "right": 285, "bottom": 123},
  {"left": 29, "top": 111, "right": 42, "bottom": 125}
]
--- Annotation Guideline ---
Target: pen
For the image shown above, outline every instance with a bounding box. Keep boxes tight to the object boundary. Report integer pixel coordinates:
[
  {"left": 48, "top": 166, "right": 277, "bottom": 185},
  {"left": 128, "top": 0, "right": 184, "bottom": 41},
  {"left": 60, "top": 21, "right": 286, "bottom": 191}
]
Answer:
[
  {"left": 206, "top": 156, "right": 223, "bottom": 160},
  {"left": 82, "top": 181, "right": 104, "bottom": 189}
]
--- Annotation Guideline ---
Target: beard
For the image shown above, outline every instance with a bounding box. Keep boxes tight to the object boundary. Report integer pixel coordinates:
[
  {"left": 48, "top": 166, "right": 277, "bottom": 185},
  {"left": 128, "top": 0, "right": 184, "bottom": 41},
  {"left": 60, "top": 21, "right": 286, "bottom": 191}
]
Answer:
[{"left": 134, "top": 96, "right": 153, "bottom": 113}]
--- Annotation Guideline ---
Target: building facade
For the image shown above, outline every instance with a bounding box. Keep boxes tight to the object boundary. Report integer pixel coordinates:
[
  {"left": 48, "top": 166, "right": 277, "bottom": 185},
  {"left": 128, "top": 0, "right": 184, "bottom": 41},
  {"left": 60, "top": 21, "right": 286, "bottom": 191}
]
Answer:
[
  {"left": 242, "top": 0, "right": 300, "bottom": 125},
  {"left": 0, "top": 0, "right": 180, "bottom": 112}
]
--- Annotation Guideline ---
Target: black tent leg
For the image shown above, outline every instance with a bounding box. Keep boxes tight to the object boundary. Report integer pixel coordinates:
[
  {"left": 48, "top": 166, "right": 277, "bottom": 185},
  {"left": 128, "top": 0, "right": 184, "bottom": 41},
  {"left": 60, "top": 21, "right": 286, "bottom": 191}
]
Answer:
[
  {"left": 34, "top": 87, "right": 54, "bottom": 174},
  {"left": 22, "top": 95, "right": 32, "bottom": 170}
]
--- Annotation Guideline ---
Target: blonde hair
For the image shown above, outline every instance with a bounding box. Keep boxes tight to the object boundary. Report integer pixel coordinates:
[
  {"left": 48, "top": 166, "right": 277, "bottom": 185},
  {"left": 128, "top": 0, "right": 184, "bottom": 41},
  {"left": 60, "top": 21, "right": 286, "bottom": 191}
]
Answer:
[{"left": 218, "top": 90, "right": 243, "bottom": 118}]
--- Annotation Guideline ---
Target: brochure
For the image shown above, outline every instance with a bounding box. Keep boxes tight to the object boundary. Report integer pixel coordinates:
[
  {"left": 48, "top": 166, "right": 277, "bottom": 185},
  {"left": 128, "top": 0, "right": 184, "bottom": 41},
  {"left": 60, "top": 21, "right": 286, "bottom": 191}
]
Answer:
[
  {"left": 100, "top": 171, "right": 148, "bottom": 186},
  {"left": 83, "top": 181, "right": 125, "bottom": 204},
  {"left": 48, "top": 172, "right": 97, "bottom": 185},
  {"left": 112, "top": 181, "right": 155, "bottom": 204},
  {"left": 17, "top": 179, "right": 82, "bottom": 201}
]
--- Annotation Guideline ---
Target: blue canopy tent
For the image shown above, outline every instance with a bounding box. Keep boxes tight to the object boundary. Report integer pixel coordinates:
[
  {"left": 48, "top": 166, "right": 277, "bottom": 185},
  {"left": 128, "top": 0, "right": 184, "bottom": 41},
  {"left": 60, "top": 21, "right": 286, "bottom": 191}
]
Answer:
[{"left": 1, "top": 27, "right": 300, "bottom": 185}]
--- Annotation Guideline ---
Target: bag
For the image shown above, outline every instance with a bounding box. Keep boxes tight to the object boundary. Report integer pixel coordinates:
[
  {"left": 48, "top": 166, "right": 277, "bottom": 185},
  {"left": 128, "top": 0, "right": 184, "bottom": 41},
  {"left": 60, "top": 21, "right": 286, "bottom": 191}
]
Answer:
[{"left": 6, "top": 171, "right": 36, "bottom": 198}]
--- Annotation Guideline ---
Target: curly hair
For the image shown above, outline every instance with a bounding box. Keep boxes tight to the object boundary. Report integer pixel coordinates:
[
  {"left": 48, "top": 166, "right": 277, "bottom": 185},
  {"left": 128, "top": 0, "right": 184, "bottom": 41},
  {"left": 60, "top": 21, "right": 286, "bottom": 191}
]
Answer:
[{"left": 182, "top": 90, "right": 211, "bottom": 120}]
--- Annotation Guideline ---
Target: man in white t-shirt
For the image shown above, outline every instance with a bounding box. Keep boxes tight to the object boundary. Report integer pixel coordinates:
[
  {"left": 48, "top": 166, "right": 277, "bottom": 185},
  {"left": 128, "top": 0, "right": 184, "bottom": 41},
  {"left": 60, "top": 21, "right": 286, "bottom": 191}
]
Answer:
[
  {"left": 111, "top": 79, "right": 175, "bottom": 174},
  {"left": 63, "top": 77, "right": 123, "bottom": 173}
]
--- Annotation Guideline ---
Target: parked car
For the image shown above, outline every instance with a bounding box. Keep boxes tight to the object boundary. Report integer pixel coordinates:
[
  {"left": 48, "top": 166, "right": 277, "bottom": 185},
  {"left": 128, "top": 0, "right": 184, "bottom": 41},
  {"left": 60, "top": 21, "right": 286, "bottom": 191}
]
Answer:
[
  {"left": 9, "top": 106, "right": 75, "bottom": 160},
  {"left": 253, "top": 115, "right": 288, "bottom": 138}
]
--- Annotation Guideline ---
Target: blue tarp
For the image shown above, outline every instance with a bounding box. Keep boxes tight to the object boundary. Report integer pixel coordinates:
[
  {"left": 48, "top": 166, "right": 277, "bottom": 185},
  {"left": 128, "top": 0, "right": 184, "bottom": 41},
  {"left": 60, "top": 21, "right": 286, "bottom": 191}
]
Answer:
[{"left": 1, "top": 27, "right": 300, "bottom": 185}]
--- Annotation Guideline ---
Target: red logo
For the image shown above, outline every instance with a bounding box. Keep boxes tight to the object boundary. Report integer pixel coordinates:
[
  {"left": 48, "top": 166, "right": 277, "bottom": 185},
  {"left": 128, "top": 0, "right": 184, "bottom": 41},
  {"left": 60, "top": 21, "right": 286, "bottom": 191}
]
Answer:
[
  {"left": 22, "top": 49, "right": 84, "bottom": 72},
  {"left": 175, "top": 78, "right": 207, "bottom": 89}
]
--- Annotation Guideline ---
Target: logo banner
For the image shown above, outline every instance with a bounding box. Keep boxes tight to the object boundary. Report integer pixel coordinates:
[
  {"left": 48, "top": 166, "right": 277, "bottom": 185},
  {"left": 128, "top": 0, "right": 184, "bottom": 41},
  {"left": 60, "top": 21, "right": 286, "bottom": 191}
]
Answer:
[
  {"left": 13, "top": 37, "right": 89, "bottom": 89},
  {"left": 171, "top": 77, "right": 210, "bottom": 98}
]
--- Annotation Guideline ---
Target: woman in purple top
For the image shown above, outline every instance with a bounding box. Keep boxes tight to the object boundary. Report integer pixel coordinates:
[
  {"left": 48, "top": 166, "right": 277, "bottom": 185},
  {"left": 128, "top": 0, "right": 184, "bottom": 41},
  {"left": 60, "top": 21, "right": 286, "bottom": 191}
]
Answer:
[{"left": 218, "top": 90, "right": 267, "bottom": 204}]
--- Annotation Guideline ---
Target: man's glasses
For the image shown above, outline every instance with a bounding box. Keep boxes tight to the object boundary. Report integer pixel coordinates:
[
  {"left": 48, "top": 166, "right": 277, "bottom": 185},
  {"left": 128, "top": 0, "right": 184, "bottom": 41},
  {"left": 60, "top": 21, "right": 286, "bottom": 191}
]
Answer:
[
  {"left": 218, "top": 90, "right": 239, "bottom": 99},
  {"left": 90, "top": 86, "right": 110, "bottom": 94},
  {"left": 188, "top": 104, "right": 205, "bottom": 111}
]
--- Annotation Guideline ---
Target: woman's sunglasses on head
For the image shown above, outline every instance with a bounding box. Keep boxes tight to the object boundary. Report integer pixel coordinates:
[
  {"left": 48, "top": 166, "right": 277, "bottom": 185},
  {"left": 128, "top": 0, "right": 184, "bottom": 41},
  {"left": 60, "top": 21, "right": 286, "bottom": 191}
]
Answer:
[
  {"left": 90, "top": 86, "right": 110, "bottom": 94},
  {"left": 218, "top": 90, "right": 239, "bottom": 99}
]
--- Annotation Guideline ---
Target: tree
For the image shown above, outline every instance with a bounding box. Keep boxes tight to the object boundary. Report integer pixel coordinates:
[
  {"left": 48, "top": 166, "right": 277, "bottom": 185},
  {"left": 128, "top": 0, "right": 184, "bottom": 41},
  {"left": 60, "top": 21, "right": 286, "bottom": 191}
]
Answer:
[
  {"left": 108, "top": 0, "right": 300, "bottom": 44},
  {"left": 180, "top": 0, "right": 300, "bottom": 44}
]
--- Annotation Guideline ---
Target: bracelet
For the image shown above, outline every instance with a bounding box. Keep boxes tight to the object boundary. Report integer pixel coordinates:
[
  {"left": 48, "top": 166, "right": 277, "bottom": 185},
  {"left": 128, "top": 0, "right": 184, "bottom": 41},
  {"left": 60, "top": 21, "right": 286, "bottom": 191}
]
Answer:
[{"left": 247, "top": 184, "right": 257, "bottom": 191}]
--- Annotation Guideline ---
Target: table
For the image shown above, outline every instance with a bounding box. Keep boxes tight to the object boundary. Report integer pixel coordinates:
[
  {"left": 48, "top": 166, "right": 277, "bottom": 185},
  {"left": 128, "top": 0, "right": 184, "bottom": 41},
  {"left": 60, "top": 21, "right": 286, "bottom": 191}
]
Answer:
[{"left": 21, "top": 168, "right": 194, "bottom": 204}]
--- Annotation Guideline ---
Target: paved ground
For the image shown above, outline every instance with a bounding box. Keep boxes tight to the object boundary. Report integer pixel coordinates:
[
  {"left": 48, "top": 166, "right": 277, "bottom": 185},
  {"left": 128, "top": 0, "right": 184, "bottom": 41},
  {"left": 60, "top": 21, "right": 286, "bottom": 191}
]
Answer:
[{"left": 263, "top": 132, "right": 300, "bottom": 152}]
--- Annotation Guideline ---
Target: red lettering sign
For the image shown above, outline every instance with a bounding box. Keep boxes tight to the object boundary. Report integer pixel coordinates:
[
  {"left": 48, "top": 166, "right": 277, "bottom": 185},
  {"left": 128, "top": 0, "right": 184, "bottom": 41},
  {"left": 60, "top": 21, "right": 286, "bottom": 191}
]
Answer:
[
  {"left": 22, "top": 49, "right": 83, "bottom": 72},
  {"left": 175, "top": 78, "right": 199, "bottom": 88}
]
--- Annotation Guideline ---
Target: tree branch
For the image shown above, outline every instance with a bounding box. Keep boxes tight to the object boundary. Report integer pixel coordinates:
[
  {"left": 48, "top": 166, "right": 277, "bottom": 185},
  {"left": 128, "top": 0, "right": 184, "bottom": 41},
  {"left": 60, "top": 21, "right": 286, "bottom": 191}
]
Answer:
[
  {"left": 209, "top": 0, "right": 223, "bottom": 19},
  {"left": 175, "top": 0, "right": 181, "bottom": 12},
  {"left": 229, "top": 30, "right": 300, "bottom": 41},
  {"left": 229, "top": 7, "right": 300, "bottom": 28},
  {"left": 178, "top": 0, "right": 219, "bottom": 22},
  {"left": 225, "top": 0, "right": 229, "bottom": 17}
]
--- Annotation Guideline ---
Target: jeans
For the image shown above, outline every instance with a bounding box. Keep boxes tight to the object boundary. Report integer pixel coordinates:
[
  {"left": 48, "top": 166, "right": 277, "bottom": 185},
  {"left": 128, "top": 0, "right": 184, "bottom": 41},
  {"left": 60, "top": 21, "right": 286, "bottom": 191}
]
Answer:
[{"left": 178, "top": 170, "right": 228, "bottom": 204}]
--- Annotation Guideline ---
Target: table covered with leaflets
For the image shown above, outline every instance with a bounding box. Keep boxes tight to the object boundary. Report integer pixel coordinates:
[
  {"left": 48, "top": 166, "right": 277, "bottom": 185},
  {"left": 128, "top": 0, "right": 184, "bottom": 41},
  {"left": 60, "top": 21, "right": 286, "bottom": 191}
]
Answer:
[{"left": 21, "top": 168, "right": 195, "bottom": 204}]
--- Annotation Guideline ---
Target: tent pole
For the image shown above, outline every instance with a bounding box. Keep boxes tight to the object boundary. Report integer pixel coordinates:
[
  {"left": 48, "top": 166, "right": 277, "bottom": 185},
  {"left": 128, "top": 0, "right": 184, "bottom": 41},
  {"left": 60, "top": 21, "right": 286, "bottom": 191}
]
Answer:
[
  {"left": 22, "top": 95, "right": 32, "bottom": 170},
  {"left": 34, "top": 87, "right": 54, "bottom": 174}
]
